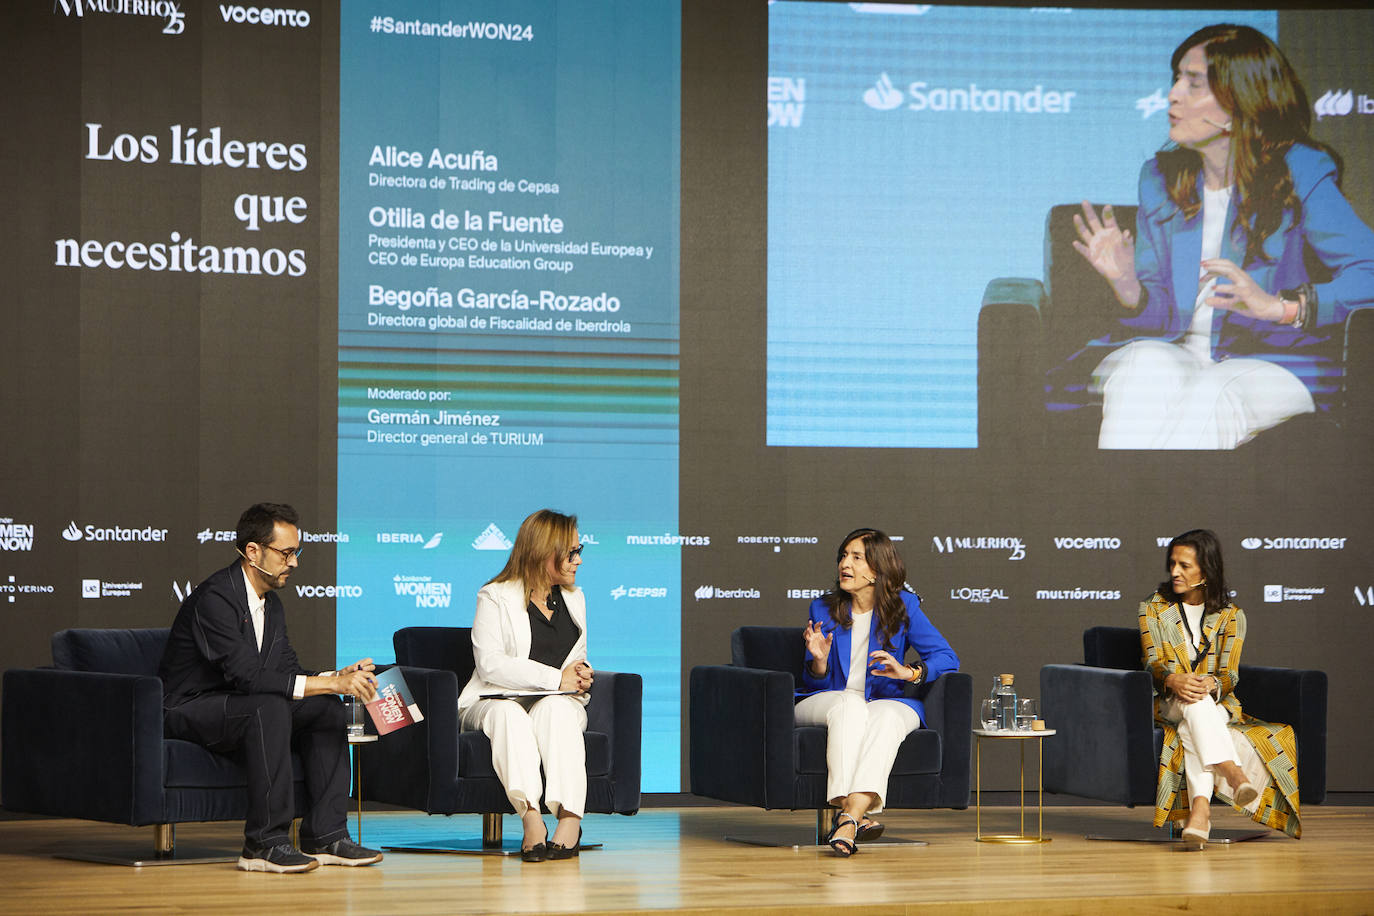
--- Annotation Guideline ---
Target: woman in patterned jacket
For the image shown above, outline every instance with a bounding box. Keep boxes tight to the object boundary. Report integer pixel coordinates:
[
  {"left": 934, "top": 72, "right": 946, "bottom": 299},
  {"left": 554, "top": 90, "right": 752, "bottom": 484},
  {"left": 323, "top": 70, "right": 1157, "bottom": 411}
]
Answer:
[{"left": 1139, "top": 528, "right": 1300, "bottom": 849}]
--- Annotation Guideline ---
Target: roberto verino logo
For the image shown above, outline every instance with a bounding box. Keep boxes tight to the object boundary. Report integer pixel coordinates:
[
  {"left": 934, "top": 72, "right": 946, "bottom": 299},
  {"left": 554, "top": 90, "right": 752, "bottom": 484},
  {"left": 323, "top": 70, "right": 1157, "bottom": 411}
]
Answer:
[
  {"left": 863, "top": 73, "right": 904, "bottom": 111},
  {"left": 1314, "top": 89, "right": 1355, "bottom": 120},
  {"left": 53, "top": 0, "right": 186, "bottom": 35}
]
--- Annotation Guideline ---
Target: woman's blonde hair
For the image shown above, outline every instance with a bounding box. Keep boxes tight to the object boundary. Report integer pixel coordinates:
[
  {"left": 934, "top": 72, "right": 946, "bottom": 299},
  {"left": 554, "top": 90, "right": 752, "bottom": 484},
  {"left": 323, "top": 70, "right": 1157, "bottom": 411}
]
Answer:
[{"left": 488, "top": 509, "right": 579, "bottom": 600}]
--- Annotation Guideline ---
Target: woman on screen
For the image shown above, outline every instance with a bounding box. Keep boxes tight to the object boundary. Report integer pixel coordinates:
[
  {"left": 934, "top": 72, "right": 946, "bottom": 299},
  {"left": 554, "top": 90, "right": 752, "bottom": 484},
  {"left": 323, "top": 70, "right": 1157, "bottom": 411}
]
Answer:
[
  {"left": 1139, "top": 529, "right": 1300, "bottom": 848},
  {"left": 795, "top": 528, "right": 959, "bottom": 857},
  {"left": 457, "top": 509, "right": 594, "bottom": 862},
  {"left": 1074, "top": 23, "right": 1374, "bottom": 448}
]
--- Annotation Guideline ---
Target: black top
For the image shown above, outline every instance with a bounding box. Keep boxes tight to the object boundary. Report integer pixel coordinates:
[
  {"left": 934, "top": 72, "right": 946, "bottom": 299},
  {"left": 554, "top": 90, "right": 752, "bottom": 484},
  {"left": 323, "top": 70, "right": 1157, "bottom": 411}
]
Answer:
[{"left": 527, "top": 586, "right": 582, "bottom": 669}]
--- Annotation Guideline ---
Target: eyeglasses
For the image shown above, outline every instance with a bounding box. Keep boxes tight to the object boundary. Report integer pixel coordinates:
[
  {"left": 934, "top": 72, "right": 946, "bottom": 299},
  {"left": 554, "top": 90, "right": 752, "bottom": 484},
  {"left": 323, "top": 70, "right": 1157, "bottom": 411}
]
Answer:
[
  {"left": 259, "top": 542, "right": 303, "bottom": 562},
  {"left": 566, "top": 545, "right": 585, "bottom": 562}
]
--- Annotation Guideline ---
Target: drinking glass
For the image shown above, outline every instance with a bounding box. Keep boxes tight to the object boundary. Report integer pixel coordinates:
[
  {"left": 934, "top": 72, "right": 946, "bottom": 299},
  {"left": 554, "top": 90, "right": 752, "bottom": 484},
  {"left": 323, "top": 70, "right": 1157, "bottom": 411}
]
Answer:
[
  {"left": 346, "top": 695, "right": 366, "bottom": 738},
  {"left": 979, "top": 698, "right": 998, "bottom": 731},
  {"left": 1016, "top": 697, "right": 1038, "bottom": 731}
]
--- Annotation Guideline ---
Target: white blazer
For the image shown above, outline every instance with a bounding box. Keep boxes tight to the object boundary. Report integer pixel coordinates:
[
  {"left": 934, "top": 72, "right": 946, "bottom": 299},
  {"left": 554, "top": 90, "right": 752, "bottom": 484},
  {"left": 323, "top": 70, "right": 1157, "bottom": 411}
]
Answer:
[{"left": 457, "top": 578, "right": 590, "bottom": 712}]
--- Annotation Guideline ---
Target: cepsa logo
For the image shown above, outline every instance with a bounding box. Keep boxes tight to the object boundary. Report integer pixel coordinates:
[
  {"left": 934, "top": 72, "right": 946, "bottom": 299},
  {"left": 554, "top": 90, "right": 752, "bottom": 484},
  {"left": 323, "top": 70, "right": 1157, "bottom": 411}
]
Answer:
[
  {"left": 54, "top": 0, "right": 186, "bottom": 35},
  {"left": 609, "top": 585, "right": 668, "bottom": 600}
]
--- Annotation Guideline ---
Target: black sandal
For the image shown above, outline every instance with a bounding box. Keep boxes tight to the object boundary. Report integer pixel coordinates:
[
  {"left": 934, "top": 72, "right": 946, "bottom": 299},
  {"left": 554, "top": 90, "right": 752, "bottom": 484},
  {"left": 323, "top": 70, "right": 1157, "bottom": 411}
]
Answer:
[
  {"left": 855, "top": 817, "right": 884, "bottom": 841},
  {"left": 826, "top": 813, "right": 859, "bottom": 857}
]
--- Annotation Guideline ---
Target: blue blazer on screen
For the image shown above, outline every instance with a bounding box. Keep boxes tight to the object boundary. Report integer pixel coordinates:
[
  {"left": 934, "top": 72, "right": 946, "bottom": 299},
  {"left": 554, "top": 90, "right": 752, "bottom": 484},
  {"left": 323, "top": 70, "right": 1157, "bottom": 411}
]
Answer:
[
  {"left": 797, "top": 590, "right": 959, "bottom": 723},
  {"left": 1113, "top": 143, "right": 1374, "bottom": 408}
]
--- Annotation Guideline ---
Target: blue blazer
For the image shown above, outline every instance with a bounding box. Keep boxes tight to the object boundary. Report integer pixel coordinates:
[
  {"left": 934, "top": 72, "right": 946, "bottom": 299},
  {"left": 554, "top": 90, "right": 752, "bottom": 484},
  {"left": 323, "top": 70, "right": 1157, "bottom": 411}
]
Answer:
[
  {"left": 1114, "top": 144, "right": 1374, "bottom": 408},
  {"left": 797, "top": 590, "right": 959, "bottom": 723}
]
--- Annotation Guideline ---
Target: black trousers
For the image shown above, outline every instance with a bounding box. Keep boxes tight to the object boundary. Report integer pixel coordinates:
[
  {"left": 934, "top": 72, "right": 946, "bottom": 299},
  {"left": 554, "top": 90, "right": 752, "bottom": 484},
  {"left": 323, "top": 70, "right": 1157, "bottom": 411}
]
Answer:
[{"left": 165, "top": 693, "right": 350, "bottom": 848}]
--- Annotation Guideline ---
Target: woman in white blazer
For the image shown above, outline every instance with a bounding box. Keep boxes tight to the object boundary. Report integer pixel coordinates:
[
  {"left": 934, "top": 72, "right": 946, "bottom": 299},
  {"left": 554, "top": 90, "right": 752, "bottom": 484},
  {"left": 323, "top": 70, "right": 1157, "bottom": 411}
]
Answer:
[{"left": 457, "top": 509, "right": 594, "bottom": 862}]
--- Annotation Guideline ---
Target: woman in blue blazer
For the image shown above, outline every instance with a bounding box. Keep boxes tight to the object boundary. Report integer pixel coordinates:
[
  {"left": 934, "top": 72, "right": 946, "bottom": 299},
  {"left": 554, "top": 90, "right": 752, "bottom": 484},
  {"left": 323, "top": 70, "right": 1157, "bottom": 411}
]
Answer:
[
  {"left": 1073, "top": 24, "right": 1374, "bottom": 448},
  {"left": 795, "top": 528, "right": 959, "bottom": 856}
]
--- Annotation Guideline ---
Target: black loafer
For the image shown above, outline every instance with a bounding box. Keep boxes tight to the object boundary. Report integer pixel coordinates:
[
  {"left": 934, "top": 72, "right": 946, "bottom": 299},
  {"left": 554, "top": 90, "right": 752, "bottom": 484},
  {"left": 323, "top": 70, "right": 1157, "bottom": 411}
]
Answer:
[
  {"left": 548, "top": 828, "right": 582, "bottom": 860},
  {"left": 521, "top": 842, "right": 549, "bottom": 862}
]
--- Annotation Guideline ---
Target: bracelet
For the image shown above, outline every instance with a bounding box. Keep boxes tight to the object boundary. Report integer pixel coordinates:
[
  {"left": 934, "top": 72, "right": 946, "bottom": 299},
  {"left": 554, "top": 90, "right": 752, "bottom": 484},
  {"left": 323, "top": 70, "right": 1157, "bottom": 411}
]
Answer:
[
  {"left": 907, "top": 663, "right": 924, "bottom": 684},
  {"left": 1279, "top": 296, "right": 1299, "bottom": 325}
]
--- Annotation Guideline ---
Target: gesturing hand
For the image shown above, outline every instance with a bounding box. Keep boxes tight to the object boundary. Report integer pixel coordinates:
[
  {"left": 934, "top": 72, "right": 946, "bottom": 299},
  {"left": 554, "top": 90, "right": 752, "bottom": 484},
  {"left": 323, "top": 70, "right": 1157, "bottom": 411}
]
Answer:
[
  {"left": 868, "top": 649, "right": 913, "bottom": 682},
  {"left": 1072, "top": 201, "right": 1141, "bottom": 306},
  {"left": 1200, "top": 258, "right": 1286, "bottom": 322},
  {"left": 803, "top": 621, "right": 833, "bottom": 676}
]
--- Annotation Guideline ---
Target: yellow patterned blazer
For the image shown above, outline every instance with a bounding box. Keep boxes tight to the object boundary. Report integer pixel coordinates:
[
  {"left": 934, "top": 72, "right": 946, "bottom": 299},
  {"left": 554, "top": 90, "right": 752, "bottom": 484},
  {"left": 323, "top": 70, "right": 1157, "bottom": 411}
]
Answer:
[{"left": 1138, "top": 592, "right": 1301, "bottom": 838}]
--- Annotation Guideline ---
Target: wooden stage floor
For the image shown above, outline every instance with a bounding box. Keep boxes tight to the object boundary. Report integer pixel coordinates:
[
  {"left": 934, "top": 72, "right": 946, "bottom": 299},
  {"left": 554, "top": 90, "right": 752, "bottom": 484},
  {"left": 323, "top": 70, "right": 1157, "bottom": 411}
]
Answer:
[{"left": 2, "top": 804, "right": 1371, "bottom": 915}]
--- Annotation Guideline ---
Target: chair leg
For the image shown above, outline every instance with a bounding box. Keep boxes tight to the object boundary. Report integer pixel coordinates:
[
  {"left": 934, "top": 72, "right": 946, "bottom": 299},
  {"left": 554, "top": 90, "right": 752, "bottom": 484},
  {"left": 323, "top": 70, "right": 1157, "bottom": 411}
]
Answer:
[
  {"left": 52, "top": 822, "right": 238, "bottom": 867},
  {"left": 482, "top": 812, "right": 503, "bottom": 849}
]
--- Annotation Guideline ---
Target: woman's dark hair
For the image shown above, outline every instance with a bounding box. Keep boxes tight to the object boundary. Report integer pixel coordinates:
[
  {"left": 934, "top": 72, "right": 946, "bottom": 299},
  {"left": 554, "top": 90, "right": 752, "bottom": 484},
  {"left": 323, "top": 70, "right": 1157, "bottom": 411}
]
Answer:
[
  {"left": 235, "top": 502, "right": 300, "bottom": 553},
  {"left": 1157, "top": 528, "right": 1231, "bottom": 615},
  {"left": 823, "top": 528, "right": 910, "bottom": 650},
  {"left": 1156, "top": 23, "right": 1337, "bottom": 267}
]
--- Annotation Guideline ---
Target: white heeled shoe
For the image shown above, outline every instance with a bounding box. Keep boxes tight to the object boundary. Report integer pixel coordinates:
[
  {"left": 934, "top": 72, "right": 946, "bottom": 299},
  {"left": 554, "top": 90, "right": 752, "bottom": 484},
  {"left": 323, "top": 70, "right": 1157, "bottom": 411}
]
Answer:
[
  {"left": 1179, "top": 820, "right": 1210, "bottom": 851},
  {"left": 1233, "top": 782, "right": 1260, "bottom": 809}
]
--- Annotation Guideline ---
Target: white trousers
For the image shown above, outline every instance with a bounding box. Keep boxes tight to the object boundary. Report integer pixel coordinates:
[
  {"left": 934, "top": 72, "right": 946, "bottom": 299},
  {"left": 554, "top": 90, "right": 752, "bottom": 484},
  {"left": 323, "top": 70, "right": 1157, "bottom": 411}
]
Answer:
[
  {"left": 1160, "top": 694, "right": 1265, "bottom": 809},
  {"left": 460, "top": 695, "right": 588, "bottom": 818},
  {"left": 794, "top": 690, "right": 921, "bottom": 812},
  {"left": 1093, "top": 340, "right": 1314, "bottom": 449}
]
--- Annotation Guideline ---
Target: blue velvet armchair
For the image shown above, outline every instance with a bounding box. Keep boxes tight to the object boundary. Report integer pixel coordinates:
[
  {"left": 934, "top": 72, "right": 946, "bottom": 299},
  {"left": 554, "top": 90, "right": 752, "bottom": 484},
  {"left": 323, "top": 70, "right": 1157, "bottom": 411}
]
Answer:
[
  {"left": 689, "top": 626, "right": 972, "bottom": 846},
  {"left": 1040, "top": 625, "right": 1326, "bottom": 839},
  {"left": 360, "top": 626, "right": 641, "bottom": 854},
  {"left": 1, "top": 628, "right": 308, "bottom": 865}
]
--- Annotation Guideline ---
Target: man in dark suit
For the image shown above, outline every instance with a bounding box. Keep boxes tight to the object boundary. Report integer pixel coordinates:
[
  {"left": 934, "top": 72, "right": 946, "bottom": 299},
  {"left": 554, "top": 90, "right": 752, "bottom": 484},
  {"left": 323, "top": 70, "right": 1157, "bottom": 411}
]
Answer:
[{"left": 160, "top": 502, "right": 383, "bottom": 873}]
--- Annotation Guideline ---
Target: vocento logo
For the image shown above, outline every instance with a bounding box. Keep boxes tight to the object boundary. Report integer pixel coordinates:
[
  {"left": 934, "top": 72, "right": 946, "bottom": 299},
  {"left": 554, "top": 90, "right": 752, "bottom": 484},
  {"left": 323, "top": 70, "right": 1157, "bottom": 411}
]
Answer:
[
  {"left": 768, "top": 76, "right": 805, "bottom": 127},
  {"left": 610, "top": 585, "right": 667, "bottom": 600},
  {"left": 1053, "top": 537, "right": 1121, "bottom": 550},
  {"left": 295, "top": 584, "right": 363, "bottom": 599},
  {"left": 932, "top": 536, "right": 1025, "bottom": 560},
  {"left": 693, "top": 586, "right": 761, "bottom": 601},
  {"left": 1355, "top": 586, "right": 1374, "bottom": 607},
  {"left": 0, "top": 518, "right": 35, "bottom": 552},
  {"left": 218, "top": 4, "right": 311, "bottom": 28},
  {"left": 1241, "top": 536, "right": 1347, "bottom": 551},
  {"left": 1314, "top": 89, "right": 1355, "bottom": 120},
  {"left": 472, "top": 523, "right": 513, "bottom": 551},
  {"left": 54, "top": 0, "right": 185, "bottom": 35},
  {"left": 865, "top": 76, "right": 1076, "bottom": 115}
]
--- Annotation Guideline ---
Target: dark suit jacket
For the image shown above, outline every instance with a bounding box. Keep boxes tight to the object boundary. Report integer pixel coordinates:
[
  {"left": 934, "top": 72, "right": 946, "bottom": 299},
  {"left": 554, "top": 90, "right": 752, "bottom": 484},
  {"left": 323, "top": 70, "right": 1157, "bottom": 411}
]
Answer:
[{"left": 160, "top": 561, "right": 311, "bottom": 709}]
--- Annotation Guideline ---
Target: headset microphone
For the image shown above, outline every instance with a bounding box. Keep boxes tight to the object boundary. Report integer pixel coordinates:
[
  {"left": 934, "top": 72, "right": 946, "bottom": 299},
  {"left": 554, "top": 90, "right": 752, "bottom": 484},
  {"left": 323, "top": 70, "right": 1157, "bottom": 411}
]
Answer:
[
  {"left": 1202, "top": 117, "right": 1231, "bottom": 132},
  {"left": 865, "top": 575, "right": 876, "bottom": 584},
  {"left": 236, "top": 547, "right": 276, "bottom": 578}
]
